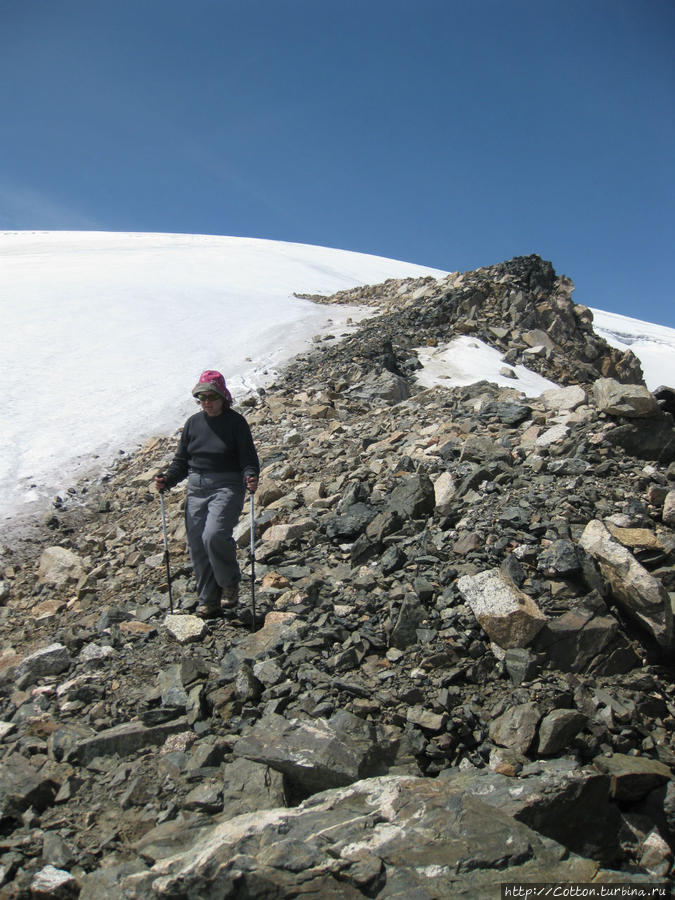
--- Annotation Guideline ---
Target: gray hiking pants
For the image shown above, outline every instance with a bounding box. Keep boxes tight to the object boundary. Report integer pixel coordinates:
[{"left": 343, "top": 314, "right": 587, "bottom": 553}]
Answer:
[{"left": 185, "top": 472, "right": 245, "bottom": 608}]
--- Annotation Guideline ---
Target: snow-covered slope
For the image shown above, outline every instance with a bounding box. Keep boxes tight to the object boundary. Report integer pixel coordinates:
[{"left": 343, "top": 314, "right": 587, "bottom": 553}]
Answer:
[
  {"left": 591, "top": 308, "right": 675, "bottom": 393},
  {"left": 0, "top": 232, "right": 444, "bottom": 521}
]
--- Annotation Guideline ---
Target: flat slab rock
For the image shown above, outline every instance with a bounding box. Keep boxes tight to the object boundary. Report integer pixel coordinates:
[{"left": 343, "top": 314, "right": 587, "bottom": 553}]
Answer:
[
  {"left": 232, "top": 710, "right": 399, "bottom": 793},
  {"left": 593, "top": 752, "right": 673, "bottom": 803},
  {"left": 81, "top": 773, "right": 643, "bottom": 900}
]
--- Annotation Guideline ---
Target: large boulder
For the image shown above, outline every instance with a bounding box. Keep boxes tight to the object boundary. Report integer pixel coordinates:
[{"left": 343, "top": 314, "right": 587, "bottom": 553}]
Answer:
[
  {"left": 532, "top": 593, "right": 640, "bottom": 675},
  {"left": 664, "top": 489, "right": 675, "bottom": 527},
  {"left": 352, "top": 369, "right": 410, "bottom": 404},
  {"left": 15, "top": 643, "right": 71, "bottom": 688},
  {"left": 593, "top": 753, "right": 672, "bottom": 804},
  {"left": 442, "top": 760, "right": 625, "bottom": 866},
  {"left": 580, "top": 520, "right": 673, "bottom": 651},
  {"left": 489, "top": 702, "right": 541, "bottom": 754},
  {"left": 605, "top": 416, "right": 675, "bottom": 463},
  {"left": 389, "top": 473, "right": 435, "bottom": 519},
  {"left": 38, "top": 546, "right": 85, "bottom": 586},
  {"left": 592, "top": 378, "right": 660, "bottom": 418},
  {"left": 536, "top": 710, "right": 588, "bottom": 756},
  {"left": 67, "top": 718, "right": 191, "bottom": 765},
  {"left": 458, "top": 568, "right": 547, "bottom": 650},
  {"left": 232, "top": 711, "right": 400, "bottom": 794},
  {"left": 540, "top": 384, "right": 587, "bottom": 412},
  {"left": 433, "top": 470, "right": 457, "bottom": 515},
  {"left": 0, "top": 754, "right": 58, "bottom": 820}
]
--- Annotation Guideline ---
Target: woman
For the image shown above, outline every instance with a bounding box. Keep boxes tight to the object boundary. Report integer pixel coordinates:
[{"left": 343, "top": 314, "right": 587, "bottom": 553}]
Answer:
[{"left": 155, "top": 370, "right": 259, "bottom": 618}]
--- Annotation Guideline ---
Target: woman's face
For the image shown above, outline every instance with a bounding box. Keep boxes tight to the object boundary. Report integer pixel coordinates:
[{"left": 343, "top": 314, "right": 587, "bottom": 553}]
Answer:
[{"left": 198, "top": 392, "right": 224, "bottom": 417}]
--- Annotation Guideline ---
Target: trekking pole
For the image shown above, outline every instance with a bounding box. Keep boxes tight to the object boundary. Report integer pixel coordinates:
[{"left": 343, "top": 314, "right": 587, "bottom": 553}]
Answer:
[
  {"left": 249, "top": 492, "right": 257, "bottom": 632},
  {"left": 159, "top": 490, "right": 174, "bottom": 614}
]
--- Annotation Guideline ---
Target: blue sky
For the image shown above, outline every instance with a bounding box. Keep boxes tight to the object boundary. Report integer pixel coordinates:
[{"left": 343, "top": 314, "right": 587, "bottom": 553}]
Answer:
[{"left": 1, "top": 0, "right": 673, "bottom": 326}]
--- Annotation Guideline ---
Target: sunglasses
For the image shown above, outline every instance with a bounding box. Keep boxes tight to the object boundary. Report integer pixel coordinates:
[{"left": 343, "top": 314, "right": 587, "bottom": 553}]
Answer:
[{"left": 197, "top": 393, "right": 221, "bottom": 402}]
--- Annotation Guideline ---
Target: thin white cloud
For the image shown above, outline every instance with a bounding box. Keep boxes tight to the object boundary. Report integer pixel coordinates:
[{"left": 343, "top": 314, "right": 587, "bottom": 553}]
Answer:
[
  {"left": 177, "top": 135, "right": 296, "bottom": 224},
  {"left": 0, "top": 180, "right": 99, "bottom": 229}
]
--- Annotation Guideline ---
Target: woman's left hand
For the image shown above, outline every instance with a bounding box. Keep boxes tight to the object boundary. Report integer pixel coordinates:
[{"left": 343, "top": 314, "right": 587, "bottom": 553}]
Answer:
[{"left": 246, "top": 475, "right": 259, "bottom": 493}]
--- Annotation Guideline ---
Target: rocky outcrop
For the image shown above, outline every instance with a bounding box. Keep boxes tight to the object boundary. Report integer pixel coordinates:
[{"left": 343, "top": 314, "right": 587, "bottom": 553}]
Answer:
[
  {"left": 0, "top": 254, "right": 673, "bottom": 895},
  {"left": 80, "top": 769, "right": 644, "bottom": 898},
  {"left": 297, "top": 254, "right": 645, "bottom": 387}
]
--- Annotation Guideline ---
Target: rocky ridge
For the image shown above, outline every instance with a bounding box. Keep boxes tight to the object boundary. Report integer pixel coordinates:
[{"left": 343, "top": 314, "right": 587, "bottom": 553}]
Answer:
[{"left": 0, "top": 255, "right": 674, "bottom": 898}]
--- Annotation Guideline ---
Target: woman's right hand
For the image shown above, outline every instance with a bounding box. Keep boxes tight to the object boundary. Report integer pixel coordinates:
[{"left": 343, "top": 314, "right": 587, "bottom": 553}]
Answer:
[{"left": 155, "top": 474, "right": 168, "bottom": 492}]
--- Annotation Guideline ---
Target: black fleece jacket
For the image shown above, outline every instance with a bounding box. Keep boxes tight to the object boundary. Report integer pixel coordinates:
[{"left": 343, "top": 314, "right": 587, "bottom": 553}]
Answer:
[{"left": 164, "top": 409, "right": 259, "bottom": 488}]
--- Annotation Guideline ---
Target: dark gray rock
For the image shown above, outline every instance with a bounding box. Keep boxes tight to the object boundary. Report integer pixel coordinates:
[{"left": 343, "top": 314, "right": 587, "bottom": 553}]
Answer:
[
  {"left": 219, "top": 757, "right": 286, "bottom": 818},
  {"left": 157, "top": 664, "right": 189, "bottom": 710},
  {"left": 504, "top": 647, "right": 543, "bottom": 684},
  {"left": 120, "top": 775, "right": 153, "bottom": 809},
  {"left": 127, "top": 814, "right": 213, "bottom": 867},
  {"left": 366, "top": 507, "right": 404, "bottom": 543},
  {"left": 389, "top": 473, "right": 435, "bottom": 519},
  {"left": 381, "top": 544, "right": 404, "bottom": 575},
  {"left": 183, "top": 779, "right": 223, "bottom": 813},
  {"left": 233, "top": 662, "right": 263, "bottom": 703},
  {"left": 232, "top": 711, "right": 400, "bottom": 794},
  {"left": 389, "top": 593, "right": 424, "bottom": 650},
  {"left": 653, "top": 385, "right": 675, "bottom": 417},
  {"left": 442, "top": 760, "right": 625, "bottom": 866},
  {"left": 593, "top": 753, "right": 673, "bottom": 803},
  {"left": 477, "top": 400, "right": 531, "bottom": 426},
  {"left": 547, "top": 457, "right": 592, "bottom": 475},
  {"left": 0, "top": 753, "right": 57, "bottom": 819},
  {"left": 352, "top": 368, "right": 411, "bottom": 404},
  {"left": 532, "top": 594, "right": 641, "bottom": 675},
  {"left": 41, "top": 832, "right": 75, "bottom": 869},
  {"left": 325, "top": 503, "right": 376, "bottom": 539},
  {"left": 605, "top": 414, "right": 675, "bottom": 464},
  {"left": 69, "top": 718, "right": 191, "bottom": 764},
  {"left": 536, "top": 709, "right": 587, "bottom": 756},
  {"left": 489, "top": 702, "right": 541, "bottom": 755},
  {"left": 185, "top": 737, "right": 228, "bottom": 771},
  {"left": 537, "top": 539, "right": 582, "bottom": 576},
  {"left": 349, "top": 532, "right": 379, "bottom": 565}
]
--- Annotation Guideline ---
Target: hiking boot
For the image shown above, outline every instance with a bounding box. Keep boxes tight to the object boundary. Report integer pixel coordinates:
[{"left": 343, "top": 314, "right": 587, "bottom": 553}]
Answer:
[
  {"left": 221, "top": 582, "right": 239, "bottom": 608},
  {"left": 195, "top": 603, "right": 223, "bottom": 619}
]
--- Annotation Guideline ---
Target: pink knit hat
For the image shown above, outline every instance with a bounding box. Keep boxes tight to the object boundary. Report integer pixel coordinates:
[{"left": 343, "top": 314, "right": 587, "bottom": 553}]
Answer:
[{"left": 191, "top": 370, "right": 233, "bottom": 405}]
